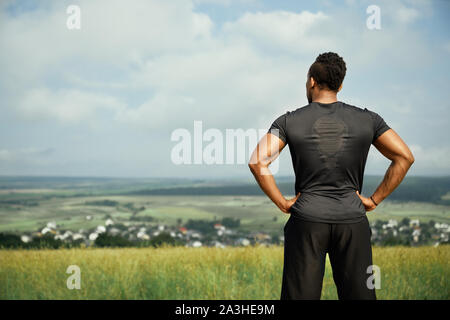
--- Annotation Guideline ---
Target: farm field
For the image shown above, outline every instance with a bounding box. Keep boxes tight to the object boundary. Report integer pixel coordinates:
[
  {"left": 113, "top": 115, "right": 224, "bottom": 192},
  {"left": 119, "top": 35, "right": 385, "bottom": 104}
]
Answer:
[{"left": 0, "top": 245, "right": 448, "bottom": 300}]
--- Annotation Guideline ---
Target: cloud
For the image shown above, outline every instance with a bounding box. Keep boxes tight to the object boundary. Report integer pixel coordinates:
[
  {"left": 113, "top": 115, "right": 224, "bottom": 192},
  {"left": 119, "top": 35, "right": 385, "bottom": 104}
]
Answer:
[
  {"left": 0, "top": 147, "right": 54, "bottom": 162},
  {"left": 366, "top": 144, "right": 450, "bottom": 175},
  {"left": 223, "top": 10, "right": 331, "bottom": 53},
  {"left": 395, "top": 6, "right": 420, "bottom": 24},
  {"left": 409, "top": 145, "right": 450, "bottom": 171},
  {"left": 0, "top": 0, "right": 214, "bottom": 88},
  {"left": 17, "top": 88, "right": 126, "bottom": 125},
  {"left": 122, "top": 43, "right": 306, "bottom": 130}
]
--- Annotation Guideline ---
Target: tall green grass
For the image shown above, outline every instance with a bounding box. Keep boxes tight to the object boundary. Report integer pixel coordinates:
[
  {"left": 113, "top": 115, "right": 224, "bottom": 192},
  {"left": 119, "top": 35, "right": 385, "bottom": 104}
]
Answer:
[{"left": 0, "top": 245, "right": 448, "bottom": 299}]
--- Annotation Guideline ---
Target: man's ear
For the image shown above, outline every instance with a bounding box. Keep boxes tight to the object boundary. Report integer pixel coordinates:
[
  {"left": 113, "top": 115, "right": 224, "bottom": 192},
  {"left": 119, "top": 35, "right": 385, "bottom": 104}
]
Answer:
[
  {"left": 337, "top": 83, "right": 343, "bottom": 92},
  {"left": 309, "top": 77, "right": 316, "bottom": 88}
]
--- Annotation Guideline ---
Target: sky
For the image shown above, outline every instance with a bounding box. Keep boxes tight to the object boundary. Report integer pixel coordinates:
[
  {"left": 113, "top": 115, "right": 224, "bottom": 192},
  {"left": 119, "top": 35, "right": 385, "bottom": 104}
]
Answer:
[{"left": 0, "top": 0, "right": 449, "bottom": 178}]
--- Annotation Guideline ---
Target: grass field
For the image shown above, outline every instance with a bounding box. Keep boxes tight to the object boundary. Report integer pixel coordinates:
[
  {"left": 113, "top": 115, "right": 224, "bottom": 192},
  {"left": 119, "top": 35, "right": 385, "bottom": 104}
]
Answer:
[{"left": 0, "top": 245, "right": 448, "bottom": 300}]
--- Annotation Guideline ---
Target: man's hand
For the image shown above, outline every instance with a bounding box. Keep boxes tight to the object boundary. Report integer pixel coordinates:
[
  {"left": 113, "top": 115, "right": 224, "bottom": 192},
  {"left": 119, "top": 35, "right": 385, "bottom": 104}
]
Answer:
[
  {"left": 280, "top": 192, "right": 301, "bottom": 214},
  {"left": 356, "top": 190, "right": 377, "bottom": 212}
]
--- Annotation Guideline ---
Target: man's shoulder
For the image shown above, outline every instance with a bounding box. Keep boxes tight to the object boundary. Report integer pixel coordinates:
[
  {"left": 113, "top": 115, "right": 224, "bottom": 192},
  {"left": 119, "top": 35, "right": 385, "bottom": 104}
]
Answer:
[
  {"left": 341, "top": 101, "right": 370, "bottom": 113},
  {"left": 284, "top": 104, "right": 313, "bottom": 116}
]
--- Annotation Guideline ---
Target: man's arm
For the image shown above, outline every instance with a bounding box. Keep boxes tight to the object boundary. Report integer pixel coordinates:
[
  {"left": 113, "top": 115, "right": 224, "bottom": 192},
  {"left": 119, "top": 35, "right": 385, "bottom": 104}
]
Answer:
[
  {"left": 357, "top": 129, "right": 415, "bottom": 211},
  {"left": 248, "top": 133, "right": 300, "bottom": 214}
]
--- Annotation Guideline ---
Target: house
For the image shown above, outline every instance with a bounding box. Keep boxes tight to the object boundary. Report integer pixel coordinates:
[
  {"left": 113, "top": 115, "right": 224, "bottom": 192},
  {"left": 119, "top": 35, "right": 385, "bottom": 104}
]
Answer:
[
  {"left": 72, "top": 233, "right": 85, "bottom": 241},
  {"left": 412, "top": 229, "right": 420, "bottom": 242},
  {"left": 213, "top": 241, "right": 225, "bottom": 248},
  {"left": 190, "top": 232, "right": 201, "bottom": 239},
  {"left": 89, "top": 233, "right": 99, "bottom": 241},
  {"left": 137, "top": 231, "right": 150, "bottom": 240},
  {"left": 63, "top": 231, "right": 73, "bottom": 238},
  {"left": 178, "top": 227, "right": 187, "bottom": 234},
  {"left": 41, "top": 227, "right": 51, "bottom": 235},
  {"left": 47, "top": 221, "right": 57, "bottom": 229},
  {"left": 109, "top": 228, "right": 121, "bottom": 236},
  {"left": 252, "top": 232, "right": 271, "bottom": 242},
  {"left": 214, "top": 223, "right": 225, "bottom": 231},
  {"left": 192, "top": 241, "right": 202, "bottom": 248},
  {"left": 96, "top": 225, "right": 106, "bottom": 233},
  {"left": 20, "top": 235, "right": 31, "bottom": 243},
  {"left": 387, "top": 219, "right": 398, "bottom": 228},
  {"left": 435, "top": 223, "right": 449, "bottom": 232},
  {"left": 410, "top": 219, "right": 420, "bottom": 228},
  {"left": 237, "top": 238, "right": 250, "bottom": 246}
]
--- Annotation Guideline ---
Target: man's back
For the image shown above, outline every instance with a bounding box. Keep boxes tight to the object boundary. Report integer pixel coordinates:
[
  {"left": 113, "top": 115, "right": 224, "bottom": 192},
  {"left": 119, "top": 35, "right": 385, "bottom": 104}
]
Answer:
[
  {"left": 250, "top": 52, "right": 414, "bottom": 300},
  {"left": 269, "top": 101, "right": 390, "bottom": 223}
]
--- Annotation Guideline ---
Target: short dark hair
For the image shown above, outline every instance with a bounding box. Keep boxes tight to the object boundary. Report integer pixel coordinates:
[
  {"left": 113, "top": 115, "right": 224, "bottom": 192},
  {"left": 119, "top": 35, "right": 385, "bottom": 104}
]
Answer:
[{"left": 308, "top": 52, "right": 346, "bottom": 91}]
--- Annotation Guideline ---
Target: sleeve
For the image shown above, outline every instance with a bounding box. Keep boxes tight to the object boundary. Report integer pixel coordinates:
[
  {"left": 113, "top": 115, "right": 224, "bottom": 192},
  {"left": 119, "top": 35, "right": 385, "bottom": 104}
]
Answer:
[
  {"left": 366, "top": 108, "right": 390, "bottom": 143},
  {"left": 267, "top": 112, "right": 289, "bottom": 144}
]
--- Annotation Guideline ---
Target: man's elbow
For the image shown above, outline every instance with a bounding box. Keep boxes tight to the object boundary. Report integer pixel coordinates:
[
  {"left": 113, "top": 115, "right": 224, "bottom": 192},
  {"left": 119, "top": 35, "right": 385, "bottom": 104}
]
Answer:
[
  {"left": 248, "top": 161, "right": 267, "bottom": 173},
  {"left": 405, "top": 150, "right": 415, "bottom": 166},
  {"left": 400, "top": 152, "right": 415, "bottom": 168},
  {"left": 248, "top": 161, "right": 259, "bottom": 173}
]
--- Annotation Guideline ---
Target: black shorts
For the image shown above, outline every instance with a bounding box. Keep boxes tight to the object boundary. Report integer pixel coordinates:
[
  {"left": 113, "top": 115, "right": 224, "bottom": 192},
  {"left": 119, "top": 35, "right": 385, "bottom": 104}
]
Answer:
[{"left": 281, "top": 214, "right": 376, "bottom": 300}]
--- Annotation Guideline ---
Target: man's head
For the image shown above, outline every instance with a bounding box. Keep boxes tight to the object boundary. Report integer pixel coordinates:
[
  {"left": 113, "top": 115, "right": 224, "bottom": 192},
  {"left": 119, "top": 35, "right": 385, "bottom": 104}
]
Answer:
[{"left": 306, "top": 52, "right": 347, "bottom": 103}]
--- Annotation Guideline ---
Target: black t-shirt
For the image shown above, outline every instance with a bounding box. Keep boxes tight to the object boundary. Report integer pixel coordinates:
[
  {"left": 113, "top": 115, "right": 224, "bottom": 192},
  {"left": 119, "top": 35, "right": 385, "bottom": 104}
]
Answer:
[{"left": 268, "top": 101, "right": 390, "bottom": 223}]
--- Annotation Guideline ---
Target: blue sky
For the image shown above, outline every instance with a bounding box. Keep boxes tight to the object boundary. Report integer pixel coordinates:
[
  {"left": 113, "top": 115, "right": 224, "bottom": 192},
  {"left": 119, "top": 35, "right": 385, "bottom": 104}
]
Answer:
[{"left": 0, "top": 0, "right": 449, "bottom": 178}]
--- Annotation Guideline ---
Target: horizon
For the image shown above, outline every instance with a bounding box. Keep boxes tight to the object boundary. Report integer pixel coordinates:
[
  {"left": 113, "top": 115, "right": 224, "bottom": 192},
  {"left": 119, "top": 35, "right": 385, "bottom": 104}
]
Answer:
[{"left": 0, "top": 173, "right": 449, "bottom": 180}]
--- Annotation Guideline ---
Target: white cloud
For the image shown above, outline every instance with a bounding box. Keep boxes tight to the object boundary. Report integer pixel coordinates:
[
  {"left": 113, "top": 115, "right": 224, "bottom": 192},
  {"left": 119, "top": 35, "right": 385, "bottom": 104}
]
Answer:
[
  {"left": 223, "top": 10, "right": 331, "bottom": 53},
  {"left": 0, "top": 0, "right": 214, "bottom": 87},
  {"left": 380, "top": 0, "right": 432, "bottom": 27},
  {"left": 366, "top": 144, "right": 450, "bottom": 175},
  {"left": 122, "top": 43, "right": 306, "bottom": 130},
  {"left": 395, "top": 6, "right": 420, "bottom": 24},
  {"left": 409, "top": 145, "right": 450, "bottom": 171},
  {"left": 17, "top": 88, "right": 126, "bottom": 125},
  {"left": 0, "top": 147, "right": 54, "bottom": 162}
]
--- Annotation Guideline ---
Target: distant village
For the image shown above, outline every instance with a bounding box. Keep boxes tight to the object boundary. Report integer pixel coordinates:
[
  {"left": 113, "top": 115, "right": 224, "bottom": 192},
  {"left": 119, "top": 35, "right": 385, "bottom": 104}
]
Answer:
[{"left": 1, "top": 215, "right": 449, "bottom": 249}]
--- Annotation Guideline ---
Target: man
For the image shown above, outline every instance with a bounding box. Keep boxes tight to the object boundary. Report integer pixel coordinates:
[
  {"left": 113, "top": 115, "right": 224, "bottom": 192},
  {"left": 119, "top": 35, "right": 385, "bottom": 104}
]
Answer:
[{"left": 248, "top": 52, "right": 414, "bottom": 300}]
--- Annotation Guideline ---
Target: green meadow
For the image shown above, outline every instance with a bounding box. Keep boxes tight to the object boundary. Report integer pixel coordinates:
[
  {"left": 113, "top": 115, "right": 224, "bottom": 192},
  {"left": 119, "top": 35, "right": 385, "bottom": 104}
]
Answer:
[{"left": 0, "top": 245, "right": 448, "bottom": 300}]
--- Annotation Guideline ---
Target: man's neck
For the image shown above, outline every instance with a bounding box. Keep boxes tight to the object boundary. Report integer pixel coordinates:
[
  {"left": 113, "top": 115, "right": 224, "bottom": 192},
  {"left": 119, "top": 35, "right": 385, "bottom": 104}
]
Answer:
[{"left": 312, "top": 91, "right": 338, "bottom": 104}]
